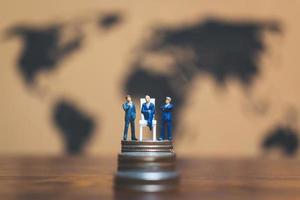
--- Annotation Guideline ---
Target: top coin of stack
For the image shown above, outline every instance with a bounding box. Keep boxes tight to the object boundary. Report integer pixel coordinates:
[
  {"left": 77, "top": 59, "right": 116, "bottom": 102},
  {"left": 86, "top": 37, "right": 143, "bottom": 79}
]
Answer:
[{"left": 121, "top": 140, "right": 174, "bottom": 152}]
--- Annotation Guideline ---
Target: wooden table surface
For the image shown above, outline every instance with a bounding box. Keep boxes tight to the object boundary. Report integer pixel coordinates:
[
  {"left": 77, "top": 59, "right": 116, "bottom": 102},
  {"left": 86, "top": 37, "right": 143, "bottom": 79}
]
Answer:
[{"left": 1, "top": 156, "right": 300, "bottom": 200}]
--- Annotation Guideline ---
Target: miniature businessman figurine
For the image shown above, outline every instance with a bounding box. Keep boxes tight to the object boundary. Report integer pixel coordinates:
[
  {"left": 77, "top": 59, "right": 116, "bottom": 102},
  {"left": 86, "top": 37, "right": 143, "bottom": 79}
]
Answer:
[
  {"left": 159, "top": 97, "right": 173, "bottom": 141},
  {"left": 122, "top": 95, "right": 137, "bottom": 141},
  {"left": 141, "top": 95, "right": 155, "bottom": 131}
]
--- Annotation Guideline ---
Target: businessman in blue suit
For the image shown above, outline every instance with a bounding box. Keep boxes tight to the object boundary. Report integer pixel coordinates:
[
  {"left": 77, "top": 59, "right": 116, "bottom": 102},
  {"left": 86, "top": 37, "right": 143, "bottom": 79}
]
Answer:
[
  {"left": 122, "top": 95, "right": 137, "bottom": 141},
  {"left": 141, "top": 95, "right": 155, "bottom": 131},
  {"left": 159, "top": 97, "right": 173, "bottom": 141}
]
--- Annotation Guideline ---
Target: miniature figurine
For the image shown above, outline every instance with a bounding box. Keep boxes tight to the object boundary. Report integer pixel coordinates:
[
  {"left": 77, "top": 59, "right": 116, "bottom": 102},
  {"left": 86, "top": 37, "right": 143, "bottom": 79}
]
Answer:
[
  {"left": 116, "top": 97, "right": 179, "bottom": 192},
  {"left": 122, "top": 95, "right": 137, "bottom": 141},
  {"left": 141, "top": 95, "right": 155, "bottom": 131},
  {"left": 159, "top": 97, "right": 173, "bottom": 141}
]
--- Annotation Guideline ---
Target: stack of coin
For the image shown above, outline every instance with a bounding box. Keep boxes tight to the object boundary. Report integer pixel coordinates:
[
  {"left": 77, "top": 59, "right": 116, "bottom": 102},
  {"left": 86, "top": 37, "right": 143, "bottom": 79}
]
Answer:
[{"left": 114, "top": 140, "right": 179, "bottom": 192}]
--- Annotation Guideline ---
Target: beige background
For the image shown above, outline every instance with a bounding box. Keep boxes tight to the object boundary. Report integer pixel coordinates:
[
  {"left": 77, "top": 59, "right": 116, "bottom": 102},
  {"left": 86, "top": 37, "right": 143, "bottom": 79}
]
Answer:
[{"left": 0, "top": 0, "right": 299, "bottom": 157}]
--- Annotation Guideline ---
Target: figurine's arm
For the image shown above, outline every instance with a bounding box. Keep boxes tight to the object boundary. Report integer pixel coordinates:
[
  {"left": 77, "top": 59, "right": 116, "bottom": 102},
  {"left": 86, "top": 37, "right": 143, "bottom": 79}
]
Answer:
[
  {"left": 123, "top": 103, "right": 130, "bottom": 111},
  {"left": 165, "top": 104, "right": 173, "bottom": 111},
  {"left": 141, "top": 104, "right": 147, "bottom": 114},
  {"left": 161, "top": 104, "right": 173, "bottom": 111}
]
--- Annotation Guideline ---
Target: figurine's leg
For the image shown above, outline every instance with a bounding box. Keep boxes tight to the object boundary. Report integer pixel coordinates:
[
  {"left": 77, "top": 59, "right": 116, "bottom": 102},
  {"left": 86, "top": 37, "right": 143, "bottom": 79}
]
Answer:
[
  {"left": 130, "top": 120, "right": 137, "bottom": 140},
  {"left": 123, "top": 120, "right": 129, "bottom": 140},
  {"left": 148, "top": 117, "right": 153, "bottom": 131},
  {"left": 160, "top": 120, "right": 165, "bottom": 140},
  {"left": 167, "top": 120, "right": 172, "bottom": 140}
]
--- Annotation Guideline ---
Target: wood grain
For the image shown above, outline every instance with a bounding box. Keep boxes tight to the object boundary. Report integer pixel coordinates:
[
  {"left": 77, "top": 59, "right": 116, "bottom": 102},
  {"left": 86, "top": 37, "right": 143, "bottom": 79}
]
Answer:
[{"left": 0, "top": 156, "right": 300, "bottom": 199}]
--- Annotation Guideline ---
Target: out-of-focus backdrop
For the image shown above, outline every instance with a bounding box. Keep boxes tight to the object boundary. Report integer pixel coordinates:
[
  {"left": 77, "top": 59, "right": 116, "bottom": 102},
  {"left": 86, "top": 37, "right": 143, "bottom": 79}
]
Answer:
[{"left": 1, "top": 0, "right": 299, "bottom": 157}]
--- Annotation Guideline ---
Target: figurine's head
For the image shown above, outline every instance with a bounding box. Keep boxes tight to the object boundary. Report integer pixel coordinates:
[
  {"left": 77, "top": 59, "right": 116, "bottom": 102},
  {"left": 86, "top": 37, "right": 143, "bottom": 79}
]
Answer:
[
  {"left": 145, "top": 95, "right": 151, "bottom": 103},
  {"left": 125, "top": 95, "right": 131, "bottom": 102},
  {"left": 166, "top": 96, "right": 171, "bottom": 104}
]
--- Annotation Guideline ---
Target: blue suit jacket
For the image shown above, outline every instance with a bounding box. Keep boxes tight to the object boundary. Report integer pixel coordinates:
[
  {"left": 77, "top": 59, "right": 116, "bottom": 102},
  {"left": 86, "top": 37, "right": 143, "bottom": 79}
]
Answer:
[
  {"left": 141, "top": 102, "right": 155, "bottom": 120},
  {"left": 123, "top": 102, "right": 136, "bottom": 121},
  {"left": 161, "top": 103, "right": 173, "bottom": 121}
]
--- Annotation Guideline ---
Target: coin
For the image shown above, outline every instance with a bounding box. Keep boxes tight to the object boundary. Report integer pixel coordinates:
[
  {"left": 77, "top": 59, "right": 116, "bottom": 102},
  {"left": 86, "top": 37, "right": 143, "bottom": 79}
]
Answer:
[{"left": 114, "top": 171, "right": 179, "bottom": 192}]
